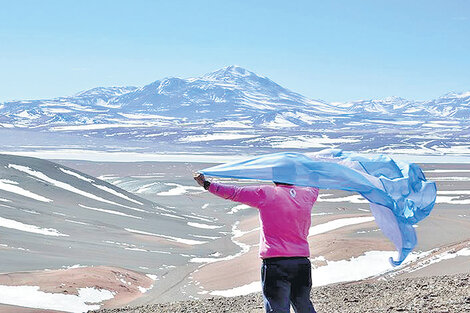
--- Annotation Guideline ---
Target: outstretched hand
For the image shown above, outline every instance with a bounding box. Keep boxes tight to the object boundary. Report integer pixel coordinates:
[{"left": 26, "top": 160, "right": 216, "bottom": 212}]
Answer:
[{"left": 193, "top": 172, "right": 206, "bottom": 187}]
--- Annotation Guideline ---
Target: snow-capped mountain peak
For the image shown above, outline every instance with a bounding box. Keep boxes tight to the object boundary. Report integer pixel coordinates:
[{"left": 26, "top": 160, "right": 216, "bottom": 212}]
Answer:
[
  {"left": 202, "top": 65, "right": 259, "bottom": 80},
  {"left": 74, "top": 86, "right": 138, "bottom": 98},
  {"left": 97, "top": 65, "right": 338, "bottom": 117},
  {"left": 0, "top": 66, "right": 469, "bottom": 154}
]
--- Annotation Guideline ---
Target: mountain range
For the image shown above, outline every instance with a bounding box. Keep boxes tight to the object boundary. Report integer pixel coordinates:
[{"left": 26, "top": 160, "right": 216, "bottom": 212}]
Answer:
[{"left": 1, "top": 65, "right": 469, "bottom": 155}]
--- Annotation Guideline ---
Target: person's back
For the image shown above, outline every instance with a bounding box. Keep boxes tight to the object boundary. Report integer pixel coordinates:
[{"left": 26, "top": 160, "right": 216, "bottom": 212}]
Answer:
[
  {"left": 261, "top": 185, "right": 317, "bottom": 258},
  {"left": 208, "top": 183, "right": 317, "bottom": 258},
  {"left": 195, "top": 173, "right": 318, "bottom": 313}
]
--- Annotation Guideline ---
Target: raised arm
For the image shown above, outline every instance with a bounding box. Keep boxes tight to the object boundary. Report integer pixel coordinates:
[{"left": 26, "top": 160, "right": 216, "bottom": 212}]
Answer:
[{"left": 194, "top": 173, "right": 268, "bottom": 208}]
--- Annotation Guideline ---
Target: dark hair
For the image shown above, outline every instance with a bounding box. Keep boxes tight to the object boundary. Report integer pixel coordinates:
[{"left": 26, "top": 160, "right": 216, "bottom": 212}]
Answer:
[{"left": 274, "top": 181, "right": 294, "bottom": 186}]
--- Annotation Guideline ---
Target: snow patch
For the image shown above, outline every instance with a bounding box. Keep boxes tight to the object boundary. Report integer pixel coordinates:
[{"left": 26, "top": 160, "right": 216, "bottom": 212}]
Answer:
[
  {"left": 92, "top": 183, "right": 144, "bottom": 205},
  {"left": 0, "top": 285, "right": 114, "bottom": 313},
  {"left": 213, "top": 120, "right": 252, "bottom": 128},
  {"left": 0, "top": 179, "right": 52, "bottom": 202},
  {"left": 189, "top": 222, "right": 254, "bottom": 263},
  {"left": 269, "top": 135, "right": 359, "bottom": 149},
  {"left": 8, "top": 164, "right": 138, "bottom": 209},
  {"left": 157, "top": 183, "right": 202, "bottom": 196},
  {"left": 317, "top": 194, "right": 369, "bottom": 204},
  {"left": 78, "top": 204, "right": 142, "bottom": 219},
  {"left": 187, "top": 222, "right": 222, "bottom": 229},
  {"left": 210, "top": 281, "right": 260, "bottom": 297},
  {"left": 125, "top": 228, "right": 207, "bottom": 245},
  {"left": 59, "top": 168, "right": 94, "bottom": 182},
  {"left": 309, "top": 216, "right": 374, "bottom": 236},
  {"left": 436, "top": 195, "right": 470, "bottom": 205},
  {"left": 179, "top": 133, "right": 257, "bottom": 143},
  {"left": 310, "top": 250, "right": 423, "bottom": 287},
  {"left": 0, "top": 216, "right": 68, "bottom": 237}
]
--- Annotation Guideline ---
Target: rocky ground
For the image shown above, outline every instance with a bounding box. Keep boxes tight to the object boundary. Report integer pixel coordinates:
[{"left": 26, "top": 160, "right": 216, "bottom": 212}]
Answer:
[{"left": 92, "top": 273, "right": 470, "bottom": 313}]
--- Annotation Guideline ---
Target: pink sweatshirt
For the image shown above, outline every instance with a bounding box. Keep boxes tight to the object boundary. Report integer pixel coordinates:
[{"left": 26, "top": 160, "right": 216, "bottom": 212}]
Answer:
[{"left": 208, "top": 182, "right": 319, "bottom": 259}]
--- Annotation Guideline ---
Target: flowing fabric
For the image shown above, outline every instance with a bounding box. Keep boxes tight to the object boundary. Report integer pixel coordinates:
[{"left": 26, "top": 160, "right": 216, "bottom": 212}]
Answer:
[{"left": 200, "top": 149, "right": 437, "bottom": 266}]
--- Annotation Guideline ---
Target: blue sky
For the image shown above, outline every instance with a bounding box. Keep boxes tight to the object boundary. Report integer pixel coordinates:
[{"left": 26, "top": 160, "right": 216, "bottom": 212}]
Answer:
[{"left": 1, "top": 0, "right": 469, "bottom": 102}]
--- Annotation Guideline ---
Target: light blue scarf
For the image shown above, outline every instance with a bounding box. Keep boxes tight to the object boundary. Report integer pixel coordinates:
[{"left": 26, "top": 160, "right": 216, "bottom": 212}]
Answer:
[{"left": 200, "top": 149, "right": 437, "bottom": 266}]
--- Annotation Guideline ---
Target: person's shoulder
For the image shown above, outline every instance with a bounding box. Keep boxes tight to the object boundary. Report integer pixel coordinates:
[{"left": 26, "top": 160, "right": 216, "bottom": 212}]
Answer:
[
  {"left": 257, "top": 184, "right": 276, "bottom": 194},
  {"left": 292, "top": 185, "right": 317, "bottom": 191},
  {"left": 239, "top": 184, "right": 275, "bottom": 195},
  {"left": 309, "top": 186, "right": 319, "bottom": 194},
  {"left": 241, "top": 184, "right": 273, "bottom": 189},
  {"left": 260, "top": 184, "right": 276, "bottom": 189},
  {"left": 295, "top": 186, "right": 319, "bottom": 197},
  {"left": 308, "top": 187, "right": 320, "bottom": 200}
]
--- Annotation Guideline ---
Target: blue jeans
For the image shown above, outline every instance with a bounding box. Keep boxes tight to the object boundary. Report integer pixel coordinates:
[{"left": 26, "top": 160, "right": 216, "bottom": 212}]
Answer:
[{"left": 261, "top": 257, "right": 316, "bottom": 313}]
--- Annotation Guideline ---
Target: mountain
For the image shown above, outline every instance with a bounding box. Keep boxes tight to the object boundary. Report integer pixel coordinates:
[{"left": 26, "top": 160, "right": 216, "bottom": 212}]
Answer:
[
  {"left": 0, "top": 66, "right": 342, "bottom": 125},
  {"left": 338, "top": 92, "right": 470, "bottom": 118},
  {"left": 337, "top": 96, "right": 415, "bottom": 115},
  {"left": 106, "top": 65, "right": 340, "bottom": 118},
  {"left": 0, "top": 153, "right": 227, "bottom": 273},
  {"left": 422, "top": 91, "right": 470, "bottom": 118},
  {"left": 0, "top": 66, "right": 469, "bottom": 155}
]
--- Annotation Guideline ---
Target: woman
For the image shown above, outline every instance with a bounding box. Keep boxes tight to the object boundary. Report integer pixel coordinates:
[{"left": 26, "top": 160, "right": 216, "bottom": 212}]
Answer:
[{"left": 194, "top": 172, "right": 319, "bottom": 313}]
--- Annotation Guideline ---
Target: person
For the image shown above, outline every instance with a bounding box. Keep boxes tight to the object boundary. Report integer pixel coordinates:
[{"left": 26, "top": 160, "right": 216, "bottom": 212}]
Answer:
[{"left": 194, "top": 172, "right": 319, "bottom": 313}]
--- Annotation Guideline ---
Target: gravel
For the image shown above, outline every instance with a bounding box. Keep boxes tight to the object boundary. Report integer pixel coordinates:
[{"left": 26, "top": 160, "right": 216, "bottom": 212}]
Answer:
[{"left": 92, "top": 273, "right": 470, "bottom": 313}]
